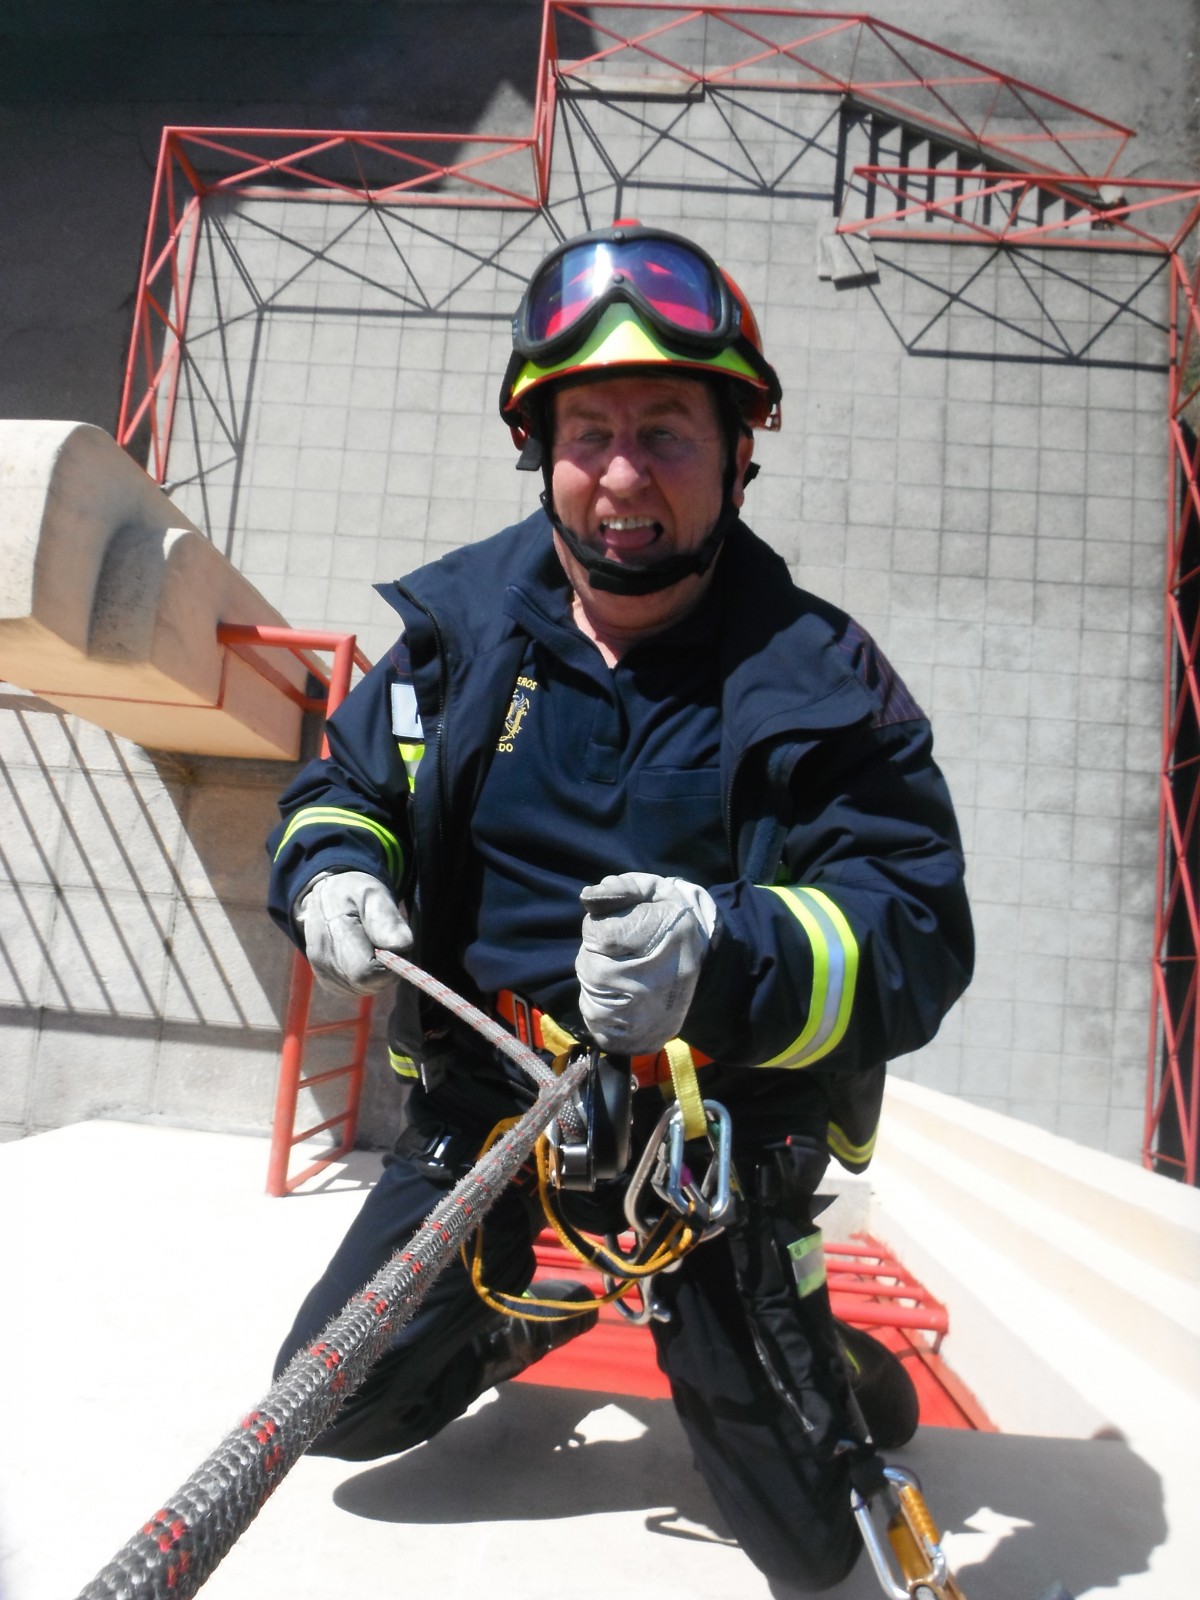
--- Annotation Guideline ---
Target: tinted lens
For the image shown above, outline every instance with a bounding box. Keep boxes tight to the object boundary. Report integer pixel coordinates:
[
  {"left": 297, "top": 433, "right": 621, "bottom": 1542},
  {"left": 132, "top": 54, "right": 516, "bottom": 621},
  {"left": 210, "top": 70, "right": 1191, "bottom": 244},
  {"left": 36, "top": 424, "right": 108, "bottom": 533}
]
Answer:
[
  {"left": 618, "top": 238, "right": 723, "bottom": 333},
  {"left": 526, "top": 242, "right": 616, "bottom": 343},
  {"left": 525, "top": 237, "right": 724, "bottom": 345}
]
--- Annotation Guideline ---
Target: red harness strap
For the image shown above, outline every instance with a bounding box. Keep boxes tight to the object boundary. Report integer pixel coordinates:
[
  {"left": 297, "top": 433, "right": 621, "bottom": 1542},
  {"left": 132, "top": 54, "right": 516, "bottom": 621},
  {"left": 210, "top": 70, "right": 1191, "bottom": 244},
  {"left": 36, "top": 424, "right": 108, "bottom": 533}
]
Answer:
[{"left": 494, "top": 989, "right": 711, "bottom": 1089}]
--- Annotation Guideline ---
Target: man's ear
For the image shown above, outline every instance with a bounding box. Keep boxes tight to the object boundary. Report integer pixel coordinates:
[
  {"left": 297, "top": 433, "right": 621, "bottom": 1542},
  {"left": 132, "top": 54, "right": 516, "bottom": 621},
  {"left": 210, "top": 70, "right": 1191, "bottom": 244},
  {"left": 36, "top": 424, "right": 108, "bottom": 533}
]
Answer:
[{"left": 731, "top": 432, "right": 755, "bottom": 508}]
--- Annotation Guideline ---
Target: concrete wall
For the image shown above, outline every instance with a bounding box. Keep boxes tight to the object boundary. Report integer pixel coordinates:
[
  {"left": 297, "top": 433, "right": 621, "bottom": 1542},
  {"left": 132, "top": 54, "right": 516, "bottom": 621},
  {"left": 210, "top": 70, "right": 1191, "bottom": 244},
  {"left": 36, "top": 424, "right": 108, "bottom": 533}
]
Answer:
[{"left": 1, "top": 4, "right": 1196, "bottom": 1168}]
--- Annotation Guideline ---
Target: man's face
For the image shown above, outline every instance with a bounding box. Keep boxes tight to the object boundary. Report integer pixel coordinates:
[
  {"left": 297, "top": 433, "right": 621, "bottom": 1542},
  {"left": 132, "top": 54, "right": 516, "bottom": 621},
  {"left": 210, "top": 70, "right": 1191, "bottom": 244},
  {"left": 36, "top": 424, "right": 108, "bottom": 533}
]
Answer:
[{"left": 549, "top": 374, "right": 752, "bottom": 608}]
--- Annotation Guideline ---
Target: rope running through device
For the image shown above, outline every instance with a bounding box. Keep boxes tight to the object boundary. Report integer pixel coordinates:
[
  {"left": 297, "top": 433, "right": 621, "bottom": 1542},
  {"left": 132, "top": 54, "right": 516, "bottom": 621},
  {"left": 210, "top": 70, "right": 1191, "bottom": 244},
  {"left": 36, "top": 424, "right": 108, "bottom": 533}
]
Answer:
[{"left": 74, "top": 958, "right": 592, "bottom": 1600}]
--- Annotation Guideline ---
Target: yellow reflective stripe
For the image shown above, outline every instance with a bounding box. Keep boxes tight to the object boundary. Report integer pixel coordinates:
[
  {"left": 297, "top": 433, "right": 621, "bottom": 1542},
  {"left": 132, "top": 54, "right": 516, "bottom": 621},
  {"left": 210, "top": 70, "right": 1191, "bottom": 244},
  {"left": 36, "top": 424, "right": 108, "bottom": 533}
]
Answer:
[
  {"left": 388, "top": 1048, "right": 418, "bottom": 1080},
  {"left": 397, "top": 740, "right": 424, "bottom": 794},
  {"left": 757, "top": 886, "right": 858, "bottom": 1068},
  {"left": 827, "top": 1118, "right": 877, "bottom": 1172},
  {"left": 273, "top": 805, "right": 403, "bottom": 882}
]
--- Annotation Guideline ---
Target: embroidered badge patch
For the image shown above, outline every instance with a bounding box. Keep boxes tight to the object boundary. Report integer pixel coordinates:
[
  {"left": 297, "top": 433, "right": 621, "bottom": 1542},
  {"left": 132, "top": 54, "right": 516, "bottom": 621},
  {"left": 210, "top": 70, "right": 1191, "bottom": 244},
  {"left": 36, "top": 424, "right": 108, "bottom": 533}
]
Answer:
[{"left": 496, "top": 676, "right": 537, "bottom": 752}]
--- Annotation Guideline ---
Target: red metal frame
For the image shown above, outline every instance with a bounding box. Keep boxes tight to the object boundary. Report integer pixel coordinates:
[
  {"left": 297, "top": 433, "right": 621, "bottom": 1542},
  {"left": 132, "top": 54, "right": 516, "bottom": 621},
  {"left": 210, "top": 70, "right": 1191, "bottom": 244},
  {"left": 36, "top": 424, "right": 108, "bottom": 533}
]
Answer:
[
  {"left": 834, "top": 164, "right": 1200, "bottom": 1180},
  {"left": 554, "top": 5, "right": 1131, "bottom": 176},
  {"left": 836, "top": 171, "right": 1200, "bottom": 255},
  {"left": 1147, "top": 249, "right": 1200, "bottom": 1183},
  {"left": 117, "top": 4, "right": 1132, "bottom": 484},
  {"left": 214, "top": 625, "right": 377, "bottom": 1196}
]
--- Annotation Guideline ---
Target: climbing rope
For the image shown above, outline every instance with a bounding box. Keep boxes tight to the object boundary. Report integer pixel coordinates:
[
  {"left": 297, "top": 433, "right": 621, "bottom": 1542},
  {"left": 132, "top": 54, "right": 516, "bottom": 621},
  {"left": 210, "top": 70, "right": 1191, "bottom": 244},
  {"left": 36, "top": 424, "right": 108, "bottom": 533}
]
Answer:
[
  {"left": 373, "top": 949, "right": 586, "bottom": 1144},
  {"left": 74, "top": 960, "right": 592, "bottom": 1600}
]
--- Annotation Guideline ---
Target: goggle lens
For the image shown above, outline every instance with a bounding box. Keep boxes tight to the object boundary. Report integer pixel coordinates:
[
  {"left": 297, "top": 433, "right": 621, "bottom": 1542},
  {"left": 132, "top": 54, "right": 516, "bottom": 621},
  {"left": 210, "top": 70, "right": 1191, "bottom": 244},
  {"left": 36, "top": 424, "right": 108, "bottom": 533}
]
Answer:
[{"left": 526, "top": 238, "right": 726, "bottom": 346}]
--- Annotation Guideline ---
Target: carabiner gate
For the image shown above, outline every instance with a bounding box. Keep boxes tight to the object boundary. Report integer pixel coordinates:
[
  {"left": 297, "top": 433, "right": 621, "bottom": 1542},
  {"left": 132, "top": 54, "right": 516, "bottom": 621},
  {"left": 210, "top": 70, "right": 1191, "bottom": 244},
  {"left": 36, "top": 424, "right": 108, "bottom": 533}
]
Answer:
[
  {"left": 851, "top": 1464, "right": 964, "bottom": 1600},
  {"left": 660, "top": 1099, "right": 734, "bottom": 1229}
]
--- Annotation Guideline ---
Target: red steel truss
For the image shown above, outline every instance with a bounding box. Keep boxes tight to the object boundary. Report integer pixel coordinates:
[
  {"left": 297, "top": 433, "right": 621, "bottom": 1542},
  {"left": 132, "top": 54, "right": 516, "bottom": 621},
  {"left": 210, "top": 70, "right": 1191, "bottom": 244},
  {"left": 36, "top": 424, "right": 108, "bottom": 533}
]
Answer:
[
  {"left": 836, "top": 172, "right": 1200, "bottom": 256},
  {"left": 116, "top": 6, "right": 1197, "bottom": 1182},
  {"left": 117, "top": 3, "right": 1131, "bottom": 483},
  {"left": 1150, "top": 252, "right": 1200, "bottom": 1182},
  {"left": 554, "top": 4, "right": 1131, "bottom": 175}
]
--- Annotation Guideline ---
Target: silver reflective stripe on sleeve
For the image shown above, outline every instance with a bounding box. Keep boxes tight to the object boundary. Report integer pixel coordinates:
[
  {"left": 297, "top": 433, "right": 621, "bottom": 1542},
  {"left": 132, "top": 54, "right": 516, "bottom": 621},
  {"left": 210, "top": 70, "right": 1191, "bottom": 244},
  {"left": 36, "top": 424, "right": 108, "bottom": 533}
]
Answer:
[
  {"left": 756, "top": 886, "right": 859, "bottom": 1068},
  {"left": 390, "top": 681, "right": 423, "bottom": 739}
]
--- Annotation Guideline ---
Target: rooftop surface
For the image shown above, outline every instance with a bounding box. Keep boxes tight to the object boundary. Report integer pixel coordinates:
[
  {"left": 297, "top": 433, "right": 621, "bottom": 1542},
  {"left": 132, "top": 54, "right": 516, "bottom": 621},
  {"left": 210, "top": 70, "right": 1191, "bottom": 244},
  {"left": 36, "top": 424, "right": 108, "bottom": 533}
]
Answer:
[{"left": 1, "top": 1119, "right": 1192, "bottom": 1600}]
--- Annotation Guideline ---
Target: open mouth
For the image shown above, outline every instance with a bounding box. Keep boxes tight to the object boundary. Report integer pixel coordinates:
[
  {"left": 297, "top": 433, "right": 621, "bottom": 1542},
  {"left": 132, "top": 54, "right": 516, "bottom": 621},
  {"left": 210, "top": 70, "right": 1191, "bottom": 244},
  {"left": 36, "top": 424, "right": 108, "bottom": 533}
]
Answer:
[{"left": 598, "top": 516, "right": 662, "bottom": 555}]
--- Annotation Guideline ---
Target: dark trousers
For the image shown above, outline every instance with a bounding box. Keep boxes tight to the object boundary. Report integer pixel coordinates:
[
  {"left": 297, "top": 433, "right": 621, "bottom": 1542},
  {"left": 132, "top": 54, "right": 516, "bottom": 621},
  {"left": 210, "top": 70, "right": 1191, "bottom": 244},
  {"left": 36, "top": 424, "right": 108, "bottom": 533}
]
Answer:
[{"left": 274, "top": 1150, "right": 860, "bottom": 1592}]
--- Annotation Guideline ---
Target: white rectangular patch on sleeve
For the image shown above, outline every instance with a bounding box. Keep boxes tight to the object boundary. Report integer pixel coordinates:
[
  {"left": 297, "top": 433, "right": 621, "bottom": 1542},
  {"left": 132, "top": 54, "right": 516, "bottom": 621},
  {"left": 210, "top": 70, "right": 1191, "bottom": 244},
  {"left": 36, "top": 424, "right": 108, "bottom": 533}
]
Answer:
[{"left": 390, "top": 682, "right": 423, "bottom": 740}]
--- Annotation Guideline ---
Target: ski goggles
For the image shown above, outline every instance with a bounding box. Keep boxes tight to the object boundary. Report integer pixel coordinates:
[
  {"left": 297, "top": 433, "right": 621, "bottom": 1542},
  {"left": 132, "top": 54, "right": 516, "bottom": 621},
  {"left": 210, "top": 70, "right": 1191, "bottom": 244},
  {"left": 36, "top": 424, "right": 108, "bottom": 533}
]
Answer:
[{"left": 512, "top": 225, "right": 760, "bottom": 368}]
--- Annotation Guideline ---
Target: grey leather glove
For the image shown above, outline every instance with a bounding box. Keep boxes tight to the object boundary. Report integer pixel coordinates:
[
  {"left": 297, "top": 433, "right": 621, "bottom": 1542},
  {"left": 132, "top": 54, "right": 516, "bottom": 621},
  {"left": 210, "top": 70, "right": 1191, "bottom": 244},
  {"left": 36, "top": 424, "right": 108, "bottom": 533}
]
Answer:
[
  {"left": 297, "top": 870, "right": 413, "bottom": 997},
  {"left": 576, "top": 871, "right": 718, "bottom": 1054}
]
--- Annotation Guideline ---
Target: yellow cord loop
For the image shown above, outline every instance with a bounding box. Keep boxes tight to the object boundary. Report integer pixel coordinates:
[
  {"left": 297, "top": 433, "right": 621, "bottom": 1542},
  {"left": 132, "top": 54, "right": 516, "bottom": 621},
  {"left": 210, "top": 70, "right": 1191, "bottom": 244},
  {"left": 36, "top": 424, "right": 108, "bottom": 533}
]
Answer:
[{"left": 462, "top": 1107, "right": 706, "bottom": 1321}]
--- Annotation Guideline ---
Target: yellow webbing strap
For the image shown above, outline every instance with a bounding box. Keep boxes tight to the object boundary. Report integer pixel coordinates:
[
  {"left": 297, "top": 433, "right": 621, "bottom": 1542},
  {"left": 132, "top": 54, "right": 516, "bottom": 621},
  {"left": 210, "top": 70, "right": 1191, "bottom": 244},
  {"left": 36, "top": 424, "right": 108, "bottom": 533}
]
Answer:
[
  {"left": 537, "top": 1011, "right": 578, "bottom": 1063},
  {"left": 520, "top": 1005, "right": 707, "bottom": 1146},
  {"left": 664, "top": 1037, "right": 707, "bottom": 1141}
]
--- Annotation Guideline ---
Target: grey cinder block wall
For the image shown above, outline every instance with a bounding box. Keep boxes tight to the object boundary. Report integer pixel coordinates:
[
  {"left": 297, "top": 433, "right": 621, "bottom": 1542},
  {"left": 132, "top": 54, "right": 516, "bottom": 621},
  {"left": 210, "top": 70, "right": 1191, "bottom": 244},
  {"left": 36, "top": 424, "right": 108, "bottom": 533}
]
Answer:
[{"left": 2, "top": 4, "right": 1194, "bottom": 1166}]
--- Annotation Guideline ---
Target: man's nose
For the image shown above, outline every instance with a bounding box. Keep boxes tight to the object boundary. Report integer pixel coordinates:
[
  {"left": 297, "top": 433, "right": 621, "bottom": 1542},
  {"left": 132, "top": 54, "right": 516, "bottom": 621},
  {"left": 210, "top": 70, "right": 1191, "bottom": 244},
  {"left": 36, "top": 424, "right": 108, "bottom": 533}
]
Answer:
[{"left": 599, "top": 437, "right": 650, "bottom": 493}]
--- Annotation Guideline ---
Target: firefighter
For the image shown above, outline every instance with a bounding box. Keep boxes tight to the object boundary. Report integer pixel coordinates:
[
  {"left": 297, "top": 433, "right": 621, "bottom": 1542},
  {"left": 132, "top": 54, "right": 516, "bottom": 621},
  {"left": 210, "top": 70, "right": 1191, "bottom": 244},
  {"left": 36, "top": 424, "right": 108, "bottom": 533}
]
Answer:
[{"left": 267, "top": 222, "right": 973, "bottom": 1590}]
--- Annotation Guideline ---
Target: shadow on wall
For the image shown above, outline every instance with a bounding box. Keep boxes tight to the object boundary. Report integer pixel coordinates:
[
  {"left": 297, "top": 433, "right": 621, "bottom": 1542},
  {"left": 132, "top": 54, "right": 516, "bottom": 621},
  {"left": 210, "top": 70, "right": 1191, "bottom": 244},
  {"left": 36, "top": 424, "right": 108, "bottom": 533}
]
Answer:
[
  {"left": 0, "top": 1, "right": 597, "bottom": 431},
  {"left": 0, "top": 693, "right": 409, "bottom": 1148},
  {"left": 331, "top": 1383, "right": 1166, "bottom": 1598},
  {"left": 0, "top": 698, "right": 305, "bottom": 1135}
]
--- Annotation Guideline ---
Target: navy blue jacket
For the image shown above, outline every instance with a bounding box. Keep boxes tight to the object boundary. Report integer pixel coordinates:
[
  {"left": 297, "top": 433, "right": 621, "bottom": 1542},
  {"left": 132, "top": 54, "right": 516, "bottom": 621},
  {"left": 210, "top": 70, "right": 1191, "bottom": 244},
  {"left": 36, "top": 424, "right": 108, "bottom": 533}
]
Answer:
[{"left": 268, "top": 511, "right": 973, "bottom": 1166}]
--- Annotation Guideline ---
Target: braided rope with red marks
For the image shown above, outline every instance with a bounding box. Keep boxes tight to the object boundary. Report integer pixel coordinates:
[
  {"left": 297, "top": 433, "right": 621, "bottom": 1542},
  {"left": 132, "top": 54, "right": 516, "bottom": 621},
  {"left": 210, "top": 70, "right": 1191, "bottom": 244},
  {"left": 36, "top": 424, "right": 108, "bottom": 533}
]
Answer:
[{"left": 75, "top": 972, "right": 592, "bottom": 1600}]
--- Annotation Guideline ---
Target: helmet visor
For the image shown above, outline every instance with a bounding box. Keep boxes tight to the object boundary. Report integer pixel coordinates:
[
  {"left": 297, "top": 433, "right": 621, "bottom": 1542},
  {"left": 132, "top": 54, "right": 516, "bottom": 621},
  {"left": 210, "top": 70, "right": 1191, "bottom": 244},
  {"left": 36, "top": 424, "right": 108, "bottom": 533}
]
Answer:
[{"left": 519, "top": 233, "right": 733, "bottom": 358}]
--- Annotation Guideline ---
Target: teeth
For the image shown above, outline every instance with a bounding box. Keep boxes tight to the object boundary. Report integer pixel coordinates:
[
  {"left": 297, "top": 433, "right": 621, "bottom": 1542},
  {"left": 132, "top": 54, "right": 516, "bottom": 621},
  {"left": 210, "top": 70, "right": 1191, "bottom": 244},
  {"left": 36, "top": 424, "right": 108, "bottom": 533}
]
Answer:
[{"left": 603, "top": 517, "right": 655, "bottom": 531}]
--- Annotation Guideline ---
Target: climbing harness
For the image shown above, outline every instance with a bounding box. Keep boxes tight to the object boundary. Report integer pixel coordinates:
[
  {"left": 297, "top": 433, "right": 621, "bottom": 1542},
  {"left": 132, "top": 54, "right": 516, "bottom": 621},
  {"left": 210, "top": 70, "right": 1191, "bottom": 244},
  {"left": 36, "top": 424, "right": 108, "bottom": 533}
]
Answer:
[
  {"left": 465, "top": 1050, "right": 736, "bottom": 1327},
  {"left": 72, "top": 949, "right": 1069, "bottom": 1600}
]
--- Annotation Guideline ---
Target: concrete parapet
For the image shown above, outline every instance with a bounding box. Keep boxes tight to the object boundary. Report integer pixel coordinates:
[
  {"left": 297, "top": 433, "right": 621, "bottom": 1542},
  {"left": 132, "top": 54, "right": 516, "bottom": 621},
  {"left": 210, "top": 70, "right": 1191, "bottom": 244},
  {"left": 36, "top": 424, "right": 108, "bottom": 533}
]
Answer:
[
  {"left": 0, "top": 421, "right": 306, "bottom": 759},
  {"left": 868, "top": 1078, "right": 1200, "bottom": 1441}
]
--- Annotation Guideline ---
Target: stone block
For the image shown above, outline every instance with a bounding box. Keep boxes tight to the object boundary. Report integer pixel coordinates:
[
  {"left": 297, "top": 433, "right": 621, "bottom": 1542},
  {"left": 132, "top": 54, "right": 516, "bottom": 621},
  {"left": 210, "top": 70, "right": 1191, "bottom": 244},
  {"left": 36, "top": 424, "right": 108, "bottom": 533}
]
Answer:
[
  {"left": 161, "top": 900, "right": 289, "bottom": 1031},
  {"left": 0, "top": 422, "right": 307, "bottom": 759},
  {"left": 44, "top": 886, "right": 175, "bottom": 1019},
  {"left": 29, "top": 1019, "right": 158, "bottom": 1129}
]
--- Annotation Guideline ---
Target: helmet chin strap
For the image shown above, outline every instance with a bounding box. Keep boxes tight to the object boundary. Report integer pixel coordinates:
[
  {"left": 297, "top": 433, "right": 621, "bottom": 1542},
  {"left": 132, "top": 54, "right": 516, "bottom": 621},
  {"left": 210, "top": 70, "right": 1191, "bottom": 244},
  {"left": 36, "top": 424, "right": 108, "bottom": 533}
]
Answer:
[{"left": 540, "top": 491, "right": 737, "bottom": 596}]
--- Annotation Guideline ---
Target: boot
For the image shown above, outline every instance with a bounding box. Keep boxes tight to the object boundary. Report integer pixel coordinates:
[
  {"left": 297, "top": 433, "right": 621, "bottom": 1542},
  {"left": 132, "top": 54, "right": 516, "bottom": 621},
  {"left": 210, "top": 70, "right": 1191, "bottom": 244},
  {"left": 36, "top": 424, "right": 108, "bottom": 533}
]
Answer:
[
  {"left": 475, "top": 1279, "right": 599, "bottom": 1390},
  {"left": 835, "top": 1319, "right": 920, "bottom": 1450}
]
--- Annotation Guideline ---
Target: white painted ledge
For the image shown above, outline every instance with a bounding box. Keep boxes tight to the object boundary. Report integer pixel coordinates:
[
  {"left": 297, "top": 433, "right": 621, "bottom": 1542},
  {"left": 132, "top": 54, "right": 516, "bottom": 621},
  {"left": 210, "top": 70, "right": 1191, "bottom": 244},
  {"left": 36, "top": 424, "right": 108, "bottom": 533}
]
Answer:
[{"left": 863, "top": 1077, "right": 1200, "bottom": 1446}]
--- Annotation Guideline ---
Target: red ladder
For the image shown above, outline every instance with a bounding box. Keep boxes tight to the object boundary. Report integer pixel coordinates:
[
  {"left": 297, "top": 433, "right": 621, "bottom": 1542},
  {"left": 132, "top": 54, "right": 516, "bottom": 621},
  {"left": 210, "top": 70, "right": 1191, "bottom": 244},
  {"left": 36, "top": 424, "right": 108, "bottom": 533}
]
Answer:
[{"left": 214, "top": 623, "right": 374, "bottom": 1196}]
